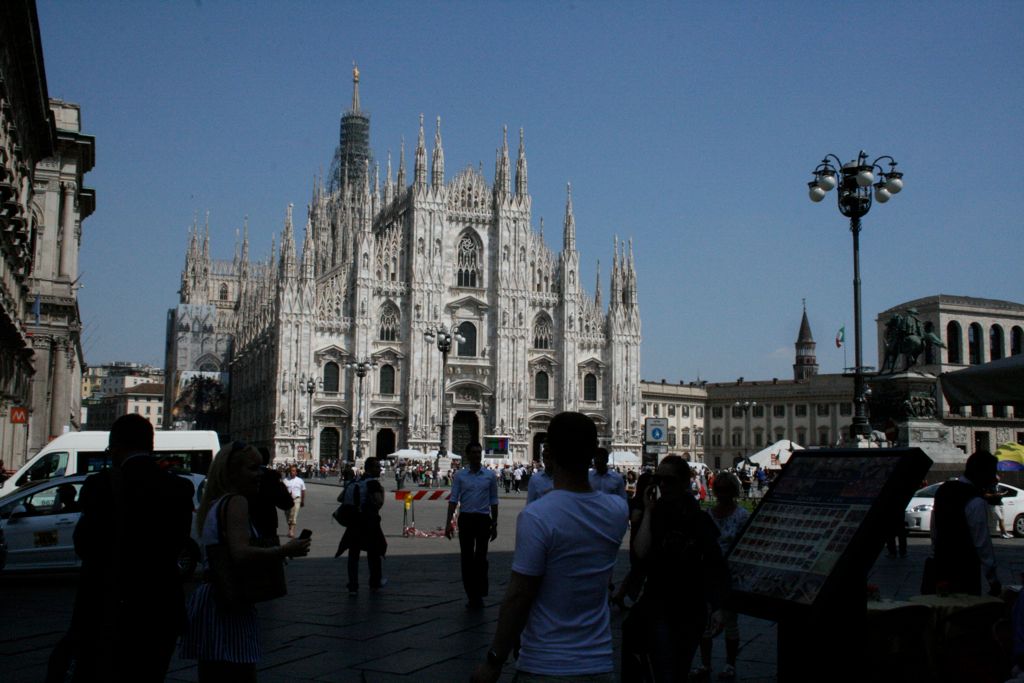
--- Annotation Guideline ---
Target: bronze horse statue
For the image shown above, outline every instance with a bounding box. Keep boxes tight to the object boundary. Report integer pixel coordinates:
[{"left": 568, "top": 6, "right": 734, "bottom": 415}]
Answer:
[{"left": 881, "top": 311, "right": 945, "bottom": 373}]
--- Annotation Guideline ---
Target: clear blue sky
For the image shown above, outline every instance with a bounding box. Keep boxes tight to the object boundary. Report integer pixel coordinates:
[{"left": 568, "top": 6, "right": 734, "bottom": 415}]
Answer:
[{"left": 36, "top": 1, "right": 1024, "bottom": 382}]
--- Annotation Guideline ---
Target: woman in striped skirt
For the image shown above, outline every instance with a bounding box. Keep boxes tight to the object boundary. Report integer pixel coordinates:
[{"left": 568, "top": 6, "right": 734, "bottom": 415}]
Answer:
[{"left": 181, "top": 442, "right": 310, "bottom": 682}]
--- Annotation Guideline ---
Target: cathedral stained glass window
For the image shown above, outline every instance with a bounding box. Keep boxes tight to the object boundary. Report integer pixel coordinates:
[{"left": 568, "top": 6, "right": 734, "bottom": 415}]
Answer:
[
  {"left": 457, "top": 233, "right": 482, "bottom": 287},
  {"left": 379, "top": 305, "right": 399, "bottom": 341}
]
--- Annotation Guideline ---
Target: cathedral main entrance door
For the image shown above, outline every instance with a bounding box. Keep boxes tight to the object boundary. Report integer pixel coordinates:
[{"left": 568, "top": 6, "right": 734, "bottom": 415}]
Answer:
[
  {"left": 531, "top": 432, "right": 546, "bottom": 463},
  {"left": 451, "top": 411, "right": 479, "bottom": 458},
  {"left": 375, "top": 429, "right": 396, "bottom": 459},
  {"left": 320, "top": 428, "right": 340, "bottom": 463}
]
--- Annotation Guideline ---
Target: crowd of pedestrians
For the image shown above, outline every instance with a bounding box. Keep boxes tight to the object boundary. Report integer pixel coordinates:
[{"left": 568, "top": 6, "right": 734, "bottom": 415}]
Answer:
[{"left": 47, "top": 409, "right": 1024, "bottom": 682}]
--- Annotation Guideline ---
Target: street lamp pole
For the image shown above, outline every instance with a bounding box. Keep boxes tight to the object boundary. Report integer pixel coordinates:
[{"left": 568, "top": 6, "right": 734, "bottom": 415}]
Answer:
[
  {"left": 300, "top": 374, "right": 321, "bottom": 462},
  {"left": 735, "top": 400, "right": 756, "bottom": 452},
  {"left": 424, "top": 324, "right": 465, "bottom": 459},
  {"left": 344, "top": 359, "right": 376, "bottom": 464},
  {"left": 808, "top": 151, "right": 904, "bottom": 439}
]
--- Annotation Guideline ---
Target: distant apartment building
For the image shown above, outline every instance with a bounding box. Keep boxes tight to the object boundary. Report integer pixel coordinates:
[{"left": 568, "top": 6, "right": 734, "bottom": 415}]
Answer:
[
  {"left": 86, "top": 382, "right": 165, "bottom": 431},
  {"left": 82, "top": 362, "right": 164, "bottom": 400},
  {"left": 639, "top": 380, "right": 707, "bottom": 463}
]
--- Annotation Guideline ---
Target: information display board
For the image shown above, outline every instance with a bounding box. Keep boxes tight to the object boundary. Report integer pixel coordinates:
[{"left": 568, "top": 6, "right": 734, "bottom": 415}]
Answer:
[{"left": 730, "top": 448, "right": 931, "bottom": 620}]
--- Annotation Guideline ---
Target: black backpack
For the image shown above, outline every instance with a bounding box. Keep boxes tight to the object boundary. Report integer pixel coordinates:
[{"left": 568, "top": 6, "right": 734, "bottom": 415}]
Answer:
[{"left": 333, "top": 480, "right": 362, "bottom": 527}]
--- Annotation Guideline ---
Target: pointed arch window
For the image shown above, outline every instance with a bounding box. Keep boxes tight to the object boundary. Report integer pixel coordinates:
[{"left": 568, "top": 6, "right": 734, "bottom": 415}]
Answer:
[
  {"left": 323, "top": 361, "right": 340, "bottom": 393},
  {"left": 535, "top": 371, "right": 549, "bottom": 400},
  {"left": 219, "top": 283, "right": 228, "bottom": 301},
  {"left": 379, "top": 304, "right": 399, "bottom": 342},
  {"left": 457, "top": 321, "right": 477, "bottom": 357},
  {"left": 533, "top": 315, "right": 552, "bottom": 349},
  {"left": 379, "top": 364, "right": 396, "bottom": 395},
  {"left": 583, "top": 372, "right": 598, "bottom": 401},
  {"left": 456, "top": 233, "right": 483, "bottom": 288}
]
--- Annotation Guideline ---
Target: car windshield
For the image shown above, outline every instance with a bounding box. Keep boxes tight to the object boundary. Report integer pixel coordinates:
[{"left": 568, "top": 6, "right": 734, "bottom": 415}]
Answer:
[{"left": 913, "top": 483, "right": 943, "bottom": 498}]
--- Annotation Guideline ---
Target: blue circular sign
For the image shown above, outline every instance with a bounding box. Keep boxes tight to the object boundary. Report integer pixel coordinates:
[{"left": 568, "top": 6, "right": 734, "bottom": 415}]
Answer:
[{"left": 651, "top": 427, "right": 664, "bottom": 440}]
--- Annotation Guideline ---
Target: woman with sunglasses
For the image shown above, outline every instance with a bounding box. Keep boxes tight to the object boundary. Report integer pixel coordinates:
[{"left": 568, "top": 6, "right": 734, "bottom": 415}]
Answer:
[
  {"left": 627, "top": 455, "right": 729, "bottom": 681},
  {"left": 181, "top": 442, "right": 311, "bottom": 682}
]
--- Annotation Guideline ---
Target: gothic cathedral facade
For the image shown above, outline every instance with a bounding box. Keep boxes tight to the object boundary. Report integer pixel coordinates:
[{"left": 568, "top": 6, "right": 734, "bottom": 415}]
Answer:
[{"left": 166, "top": 71, "right": 642, "bottom": 463}]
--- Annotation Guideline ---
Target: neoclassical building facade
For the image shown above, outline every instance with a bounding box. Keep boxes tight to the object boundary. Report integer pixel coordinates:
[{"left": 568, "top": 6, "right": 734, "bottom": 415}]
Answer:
[{"left": 166, "top": 71, "right": 643, "bottom": 462}]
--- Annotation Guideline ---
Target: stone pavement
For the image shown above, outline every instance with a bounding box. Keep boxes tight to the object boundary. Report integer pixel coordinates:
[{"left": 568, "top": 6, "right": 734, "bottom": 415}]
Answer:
[{"left": 2, "top": 480, "right": 1023, "bottom": 682}]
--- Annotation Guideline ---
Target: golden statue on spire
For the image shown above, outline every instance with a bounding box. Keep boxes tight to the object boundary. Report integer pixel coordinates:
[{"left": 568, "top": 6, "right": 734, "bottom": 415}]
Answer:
[{"left": 353, "top": 62, "right": 360, "bottom": 83}]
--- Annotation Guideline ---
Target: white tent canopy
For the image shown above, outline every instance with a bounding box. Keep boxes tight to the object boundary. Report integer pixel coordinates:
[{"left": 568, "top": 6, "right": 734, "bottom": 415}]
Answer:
[
  {"left": 608, "top": 450, "right": 641, "bottom": 468},
  {"left": 747, "top": 440, "right": 804, "bottom": 469}
]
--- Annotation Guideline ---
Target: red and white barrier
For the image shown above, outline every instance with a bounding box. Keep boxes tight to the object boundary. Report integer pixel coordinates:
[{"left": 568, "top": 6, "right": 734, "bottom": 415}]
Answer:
[{"left": 394, "top": 489, "right": 450, "bottom": 501}]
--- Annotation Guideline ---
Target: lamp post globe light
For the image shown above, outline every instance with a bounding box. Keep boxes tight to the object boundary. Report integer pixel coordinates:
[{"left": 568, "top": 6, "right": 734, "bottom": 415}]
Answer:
[
  {"left": 808, "top": 151, "right": 904, "bottom": 440},
  {"left": 299, "top": 374, "right": 322, "bottom": 461},
  {"left": 344, "top": 359, "right": 377, "bottom": 464},
  {"left": 424, "top": 324, "right": 466, "bottom": 459}
]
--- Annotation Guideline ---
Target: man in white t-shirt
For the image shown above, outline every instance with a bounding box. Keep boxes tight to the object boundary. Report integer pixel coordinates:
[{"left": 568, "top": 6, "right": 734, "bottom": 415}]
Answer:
[
  {"left": 471, "top": 412, "right": 629, "bottom": 682},
  {"left": 284, "top": 465, "right": 306, "bottom": 538}
]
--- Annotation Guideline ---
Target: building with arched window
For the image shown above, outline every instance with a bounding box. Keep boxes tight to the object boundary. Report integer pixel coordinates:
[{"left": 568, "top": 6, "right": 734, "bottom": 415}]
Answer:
[{"left": 168, "top": 71, "right": 642, "bottom": 463}]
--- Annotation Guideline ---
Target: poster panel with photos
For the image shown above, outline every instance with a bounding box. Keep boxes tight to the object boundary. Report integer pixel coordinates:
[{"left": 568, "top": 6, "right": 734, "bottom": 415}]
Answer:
[{"left": 729, "top": 452, "right": 908, "bottom": 608}]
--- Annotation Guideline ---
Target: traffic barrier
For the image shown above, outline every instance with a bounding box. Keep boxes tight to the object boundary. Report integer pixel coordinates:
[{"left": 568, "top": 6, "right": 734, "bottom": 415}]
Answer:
[
  {"left": 394, "top": 489, "right": 450, "bottom": 501},
  {"left": 401, "top": 491, "right": 456, "bottom": 538}
]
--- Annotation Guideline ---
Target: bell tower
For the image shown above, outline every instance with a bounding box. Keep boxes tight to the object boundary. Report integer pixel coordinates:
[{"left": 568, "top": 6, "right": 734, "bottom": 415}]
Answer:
[{"left": 794, "top": 301, "right": 819, "bottom": 381}]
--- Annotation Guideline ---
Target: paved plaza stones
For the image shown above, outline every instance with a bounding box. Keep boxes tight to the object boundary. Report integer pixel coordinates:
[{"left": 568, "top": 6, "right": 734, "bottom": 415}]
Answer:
[{"left": 2, "top": 481, "right": 1024, "bottom": 681}]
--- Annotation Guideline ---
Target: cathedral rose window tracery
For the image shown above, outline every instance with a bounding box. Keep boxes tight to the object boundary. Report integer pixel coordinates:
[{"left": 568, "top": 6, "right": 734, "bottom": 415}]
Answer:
[{"left": 533, "top": 315, "right": 552, "bottom": 349}]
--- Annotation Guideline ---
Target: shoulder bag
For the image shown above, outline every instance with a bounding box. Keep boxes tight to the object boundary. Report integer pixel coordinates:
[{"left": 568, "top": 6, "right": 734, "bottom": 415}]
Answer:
[{"left": 208, "top": 494, "right": 287, "bottom": 608}]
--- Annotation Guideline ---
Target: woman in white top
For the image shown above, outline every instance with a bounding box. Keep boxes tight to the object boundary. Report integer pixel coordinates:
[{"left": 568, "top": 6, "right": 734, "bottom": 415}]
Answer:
[{"left": 181, "top": 442, "right": 310, "bottom": 682}]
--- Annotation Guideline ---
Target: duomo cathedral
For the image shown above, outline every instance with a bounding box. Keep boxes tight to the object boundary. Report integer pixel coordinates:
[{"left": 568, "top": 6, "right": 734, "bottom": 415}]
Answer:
[{"left": 165, "top": 70, "right": 643, "bottom": 463}]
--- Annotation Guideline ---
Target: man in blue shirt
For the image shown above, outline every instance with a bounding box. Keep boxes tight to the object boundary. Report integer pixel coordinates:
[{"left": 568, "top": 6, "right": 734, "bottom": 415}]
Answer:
[
  {"left": 589, "top": 447, "right": 628, "bottom": 500},
  {"left": 446, "top": 442, "right": 498, "bottom": 608}
]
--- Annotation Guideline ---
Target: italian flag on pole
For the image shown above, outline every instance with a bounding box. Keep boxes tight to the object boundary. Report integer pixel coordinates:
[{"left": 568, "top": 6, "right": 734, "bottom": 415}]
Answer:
[{"left": 835, "top": 326, "right": 845, "bottom": 348}]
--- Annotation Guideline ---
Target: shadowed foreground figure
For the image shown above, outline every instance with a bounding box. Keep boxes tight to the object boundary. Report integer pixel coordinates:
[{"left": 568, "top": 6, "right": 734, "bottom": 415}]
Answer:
[{"left": 68, "top": 414, "right": 195, "bottom": 682}]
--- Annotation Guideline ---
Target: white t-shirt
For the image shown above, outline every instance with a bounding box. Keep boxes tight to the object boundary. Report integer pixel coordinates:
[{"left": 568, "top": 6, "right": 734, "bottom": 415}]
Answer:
[
  {"left": 284, "top": 475, "right": 306, "bottom": 499},
  {"left": 512, "top": 489, "right": 629, "bottom": 676}
]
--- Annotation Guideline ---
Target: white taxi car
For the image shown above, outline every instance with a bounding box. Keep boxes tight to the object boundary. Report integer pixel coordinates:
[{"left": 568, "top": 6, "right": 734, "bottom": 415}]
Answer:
[{"left": 905, "top": 481, "right": 1024, "bottom": 536}]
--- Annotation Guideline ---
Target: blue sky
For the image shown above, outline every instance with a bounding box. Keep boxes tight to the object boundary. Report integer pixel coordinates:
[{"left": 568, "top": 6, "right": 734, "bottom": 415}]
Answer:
[{"left": 36, "top": 1, "right": 1024, "bottom": 382}]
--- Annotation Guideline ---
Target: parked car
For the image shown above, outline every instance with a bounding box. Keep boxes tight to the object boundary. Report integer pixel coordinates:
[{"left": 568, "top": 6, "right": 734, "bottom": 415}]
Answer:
[
  {"left": 905, "top": 481, "right": 1024, "bottom": 536},
  {"left": 0, "top": 472, "right": 205, "bottom": 578}
]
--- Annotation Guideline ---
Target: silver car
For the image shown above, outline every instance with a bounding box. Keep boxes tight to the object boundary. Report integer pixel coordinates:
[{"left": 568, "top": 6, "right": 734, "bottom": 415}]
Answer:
[
  {"left": 0, "top": 472, "right": 204, "bottom": 577},
  {"left": 905, "top": 481, "right": 1024, "bottom": 536}
]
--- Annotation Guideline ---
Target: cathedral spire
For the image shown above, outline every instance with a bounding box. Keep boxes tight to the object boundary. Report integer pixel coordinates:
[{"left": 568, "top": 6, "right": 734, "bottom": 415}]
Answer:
[
  {"left": 611, "top": 235, "right": 622, "bottom": 306},
  {"left": 562, "top": 183, "right": 576, "bottom": 251},
  {"left": 539, "top": 216, "right": 545, "bottom": 241},
  {"left": 515, "top": 127, "right": 527, "bottom": 197},
  {"left": 595, "top": 259, "right": 602, "bottom": 310},
  {"left": 280, "top": 203, "right": 297, "bottom": 279},
  {"left": 397, "top": 137, "right": 406, "bottom": 190},
  {"left": 351, "top": 62, "right": 360, "bottom": 112},
  {"left": 301, "top": 211, "right": 315, "bottom": 281},
  {"left": 202, "top": 211, "right": 210, "bottom": 263},
  {"left": 494, "top": 125, "right": 510, "bottom": 196},
  {"left": 384, "top": 150, "right": 393, "bottom": 204},
  {"left": 241, "top": 215, "right": 250, "bottom": 278},
  {"left": 414, "top": 114, "right": 427, "bottom": 190},
  {"left": 431, "top": 116, "right": 445, "bottom": 190}
]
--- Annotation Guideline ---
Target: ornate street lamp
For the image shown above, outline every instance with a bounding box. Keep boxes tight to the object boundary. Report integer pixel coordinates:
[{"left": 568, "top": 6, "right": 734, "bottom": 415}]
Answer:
[
  {"left": 299, "top": 374, "right": 322, "bottom": 461},
  {"left": 808, "top": 151, "right": 904, "bottom": 439},
  {"left": 424, "top": 324, "right": 466, "bottom": 459},
  {"left": 344, "top": 359, "right": 377, "bottom": 464},
  {"left": 735, "top": 400, "right": 757, "bottom": 452}
]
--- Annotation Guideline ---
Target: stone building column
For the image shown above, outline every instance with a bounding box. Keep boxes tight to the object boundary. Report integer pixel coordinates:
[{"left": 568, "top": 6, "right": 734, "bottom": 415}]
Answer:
[
  {"left": 50, "top": 339, "right": 70, "bottom": 438},
  {"left": 29, "top": 337, "right": 53, "bottom": 455},
  {"left": 59, "top": 182, "right": 76, "bottom": 279}
]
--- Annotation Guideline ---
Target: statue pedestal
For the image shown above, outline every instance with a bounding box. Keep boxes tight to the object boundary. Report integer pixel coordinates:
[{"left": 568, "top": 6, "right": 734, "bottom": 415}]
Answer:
[
  {"left": 868, "top": 372, "right": 967, "bottom": 469},
  {"left": 898, "top": 420, "right": 966, "bottom": 466}
]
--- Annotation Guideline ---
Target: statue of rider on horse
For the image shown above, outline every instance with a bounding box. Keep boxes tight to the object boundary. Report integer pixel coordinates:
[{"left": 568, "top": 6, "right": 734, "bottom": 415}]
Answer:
[{"left": 880, "top": 308, "right": 945, "bottom": 373}]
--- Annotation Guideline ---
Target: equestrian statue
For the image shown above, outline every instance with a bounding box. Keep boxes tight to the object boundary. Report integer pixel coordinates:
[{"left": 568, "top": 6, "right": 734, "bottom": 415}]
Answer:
[{"left": 880, "top": 308, "right": 945, "bottom": 373}]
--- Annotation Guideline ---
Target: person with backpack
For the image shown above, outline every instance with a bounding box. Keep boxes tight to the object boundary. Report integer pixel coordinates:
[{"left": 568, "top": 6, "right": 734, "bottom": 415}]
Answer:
[{"left": 334, "top": 457, "right": 387, "bottom": 595}]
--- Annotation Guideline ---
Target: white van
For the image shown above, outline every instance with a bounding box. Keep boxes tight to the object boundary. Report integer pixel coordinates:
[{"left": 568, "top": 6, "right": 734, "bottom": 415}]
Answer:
[{"left": 0, "top": 430, "right": 221, "bottom": 495}]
